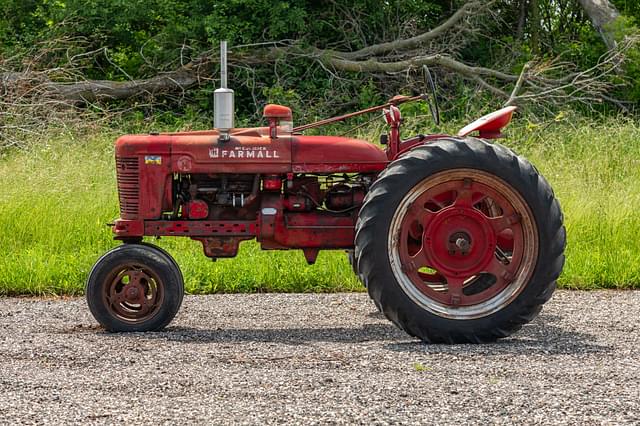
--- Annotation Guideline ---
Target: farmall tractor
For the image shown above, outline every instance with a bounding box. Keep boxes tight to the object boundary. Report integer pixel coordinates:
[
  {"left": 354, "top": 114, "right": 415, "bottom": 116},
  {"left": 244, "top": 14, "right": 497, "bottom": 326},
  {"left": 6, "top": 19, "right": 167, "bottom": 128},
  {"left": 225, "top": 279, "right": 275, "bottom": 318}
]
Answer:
[{"left": 86, "top": 43, "right": 566, "bottom": 343}]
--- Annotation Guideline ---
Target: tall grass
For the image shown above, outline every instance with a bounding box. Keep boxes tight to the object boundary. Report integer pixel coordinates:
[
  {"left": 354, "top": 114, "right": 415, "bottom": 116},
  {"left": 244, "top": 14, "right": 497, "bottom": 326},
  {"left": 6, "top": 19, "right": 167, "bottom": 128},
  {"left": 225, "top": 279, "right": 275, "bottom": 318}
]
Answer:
[
  {"left": 507, "top": 118, "right": 640, "bottom": 288},
  {"left": 0, "top": 117, "right": 639, "bottom": 295}
]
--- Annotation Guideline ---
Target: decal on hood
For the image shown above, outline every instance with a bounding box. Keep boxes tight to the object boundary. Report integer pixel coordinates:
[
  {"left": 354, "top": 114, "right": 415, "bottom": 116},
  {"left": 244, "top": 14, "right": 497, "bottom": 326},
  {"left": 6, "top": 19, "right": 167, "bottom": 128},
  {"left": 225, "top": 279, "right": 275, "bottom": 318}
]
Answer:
[{"left": 209, "top": 146, "right": 281, "bottom": 159}]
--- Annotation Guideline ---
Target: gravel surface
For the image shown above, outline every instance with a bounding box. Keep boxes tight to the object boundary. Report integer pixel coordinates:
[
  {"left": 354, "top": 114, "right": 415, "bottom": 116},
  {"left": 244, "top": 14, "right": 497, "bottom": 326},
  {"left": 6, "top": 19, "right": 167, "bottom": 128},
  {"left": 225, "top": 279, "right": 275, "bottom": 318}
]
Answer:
[{"left": 0, "top": 291, "right": 639, "bottom": 425}]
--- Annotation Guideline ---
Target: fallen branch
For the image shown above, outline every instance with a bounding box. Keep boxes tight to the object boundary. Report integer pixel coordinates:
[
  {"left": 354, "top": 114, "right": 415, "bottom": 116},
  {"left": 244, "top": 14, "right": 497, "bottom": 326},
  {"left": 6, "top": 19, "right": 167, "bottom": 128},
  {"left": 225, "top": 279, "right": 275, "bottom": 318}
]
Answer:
[{"left": 333, "top": 1, "right": 490, "bottom": 60}]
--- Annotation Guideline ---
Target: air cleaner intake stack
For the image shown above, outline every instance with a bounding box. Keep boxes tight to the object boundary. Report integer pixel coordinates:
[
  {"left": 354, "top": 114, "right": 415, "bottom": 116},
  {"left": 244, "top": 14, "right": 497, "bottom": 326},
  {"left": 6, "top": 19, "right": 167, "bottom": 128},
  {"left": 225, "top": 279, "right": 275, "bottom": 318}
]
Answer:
[{"left": 214, "top": 41, "right": 234, "bottom": 141}]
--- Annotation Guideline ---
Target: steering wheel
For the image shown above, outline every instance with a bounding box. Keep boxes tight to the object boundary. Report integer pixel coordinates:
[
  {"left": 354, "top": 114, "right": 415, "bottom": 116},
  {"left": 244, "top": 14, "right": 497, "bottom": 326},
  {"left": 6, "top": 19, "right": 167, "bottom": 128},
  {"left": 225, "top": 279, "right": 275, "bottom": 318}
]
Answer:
[{"left": 423, "top": 65, "right": 440, "bottom": 125}]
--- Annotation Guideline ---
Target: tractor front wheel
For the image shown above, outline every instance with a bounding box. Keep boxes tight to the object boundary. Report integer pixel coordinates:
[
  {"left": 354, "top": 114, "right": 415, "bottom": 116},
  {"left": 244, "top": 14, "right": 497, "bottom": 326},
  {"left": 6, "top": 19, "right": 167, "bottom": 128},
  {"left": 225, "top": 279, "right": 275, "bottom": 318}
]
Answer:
[
  {"left": 355, "top": 137, "right": 565, "bottom": 343},
  {"left": 86, "top": 243, "right": 184, "bottom": 332}
]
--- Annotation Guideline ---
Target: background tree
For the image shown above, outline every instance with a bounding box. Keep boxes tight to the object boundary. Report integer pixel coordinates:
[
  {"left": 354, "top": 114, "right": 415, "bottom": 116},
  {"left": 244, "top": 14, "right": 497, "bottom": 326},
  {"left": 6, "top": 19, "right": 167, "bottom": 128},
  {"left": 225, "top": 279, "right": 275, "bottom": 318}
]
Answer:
[
  {"left": 579, "top": 0, "right": 621, "bottom": 49},
  {"left": 0, "top": 0, "right": 638, "bottom": 143}
]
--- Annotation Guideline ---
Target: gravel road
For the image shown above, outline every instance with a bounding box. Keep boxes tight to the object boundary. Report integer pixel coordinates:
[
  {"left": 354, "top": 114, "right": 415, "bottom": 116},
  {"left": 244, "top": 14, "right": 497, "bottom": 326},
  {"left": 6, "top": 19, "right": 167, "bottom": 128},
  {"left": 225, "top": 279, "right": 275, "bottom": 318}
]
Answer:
[{"left": 0, "top": 291, "right": 638, "bottom": 425}]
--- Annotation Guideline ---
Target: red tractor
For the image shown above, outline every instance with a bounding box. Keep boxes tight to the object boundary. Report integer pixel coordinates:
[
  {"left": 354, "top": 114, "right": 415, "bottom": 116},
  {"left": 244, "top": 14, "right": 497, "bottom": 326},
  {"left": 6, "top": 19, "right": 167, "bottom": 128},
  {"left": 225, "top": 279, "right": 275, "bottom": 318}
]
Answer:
[{"left": 86, "top": 43, "right": 565, "bottom": 343}]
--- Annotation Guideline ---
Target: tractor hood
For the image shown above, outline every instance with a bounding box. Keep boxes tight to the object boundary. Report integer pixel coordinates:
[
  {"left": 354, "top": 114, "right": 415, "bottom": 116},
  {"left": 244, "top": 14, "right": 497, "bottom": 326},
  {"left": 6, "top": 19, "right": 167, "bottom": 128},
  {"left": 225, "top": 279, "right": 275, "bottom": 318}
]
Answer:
[
  {"left": 292, "top": 135, "right": 388, "bottom": 173},
  {"left": 115, "top": 129, "right": 388, "bottom": 175}
]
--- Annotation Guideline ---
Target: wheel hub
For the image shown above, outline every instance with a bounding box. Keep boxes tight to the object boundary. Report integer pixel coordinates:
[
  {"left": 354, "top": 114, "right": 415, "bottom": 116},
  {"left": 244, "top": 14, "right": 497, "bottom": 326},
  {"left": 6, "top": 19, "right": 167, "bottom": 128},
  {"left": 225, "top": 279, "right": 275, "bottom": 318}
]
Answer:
[
  {"left": 449, "top": 232, "right": 471, "bottom": 255},
  {"left": 105, "top": 266, "right": 161, "bottom": 322},
  {"left": 389, "top": 169, "right": 538, "bottom": 319},
  {"left": 423, "top": 207, "right": 496, "bottom": 277},
  {"left": 124, "top": 284, "right": 142, "bottom": 302}
]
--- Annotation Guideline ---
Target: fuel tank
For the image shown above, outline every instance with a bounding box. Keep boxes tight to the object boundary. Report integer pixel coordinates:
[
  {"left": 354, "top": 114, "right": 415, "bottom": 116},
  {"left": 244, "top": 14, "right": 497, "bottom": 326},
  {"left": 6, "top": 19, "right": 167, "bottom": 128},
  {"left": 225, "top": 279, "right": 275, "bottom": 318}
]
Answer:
[
  {"left": 292, "top": 135, "right": 388, "bottom": 173},
  {"left": 115, "top": 128, "right": 389, "bottom": 174}
]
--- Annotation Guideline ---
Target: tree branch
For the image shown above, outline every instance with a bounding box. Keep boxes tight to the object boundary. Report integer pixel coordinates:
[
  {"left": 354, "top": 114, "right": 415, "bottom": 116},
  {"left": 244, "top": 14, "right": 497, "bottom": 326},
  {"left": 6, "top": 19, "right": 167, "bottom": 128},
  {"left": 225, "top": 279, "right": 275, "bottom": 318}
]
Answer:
[
  {"left": 506, "top": 62, "right": 532, "bottom": 106},
  {"left": 332, "top": 0, "right": 489, "bottom": 60},
  {"left": 1, "top": 63, "right": 212, "bottom": 102},
  {"left": 320, "top": 53, "right": 518, "bottom": 82}
]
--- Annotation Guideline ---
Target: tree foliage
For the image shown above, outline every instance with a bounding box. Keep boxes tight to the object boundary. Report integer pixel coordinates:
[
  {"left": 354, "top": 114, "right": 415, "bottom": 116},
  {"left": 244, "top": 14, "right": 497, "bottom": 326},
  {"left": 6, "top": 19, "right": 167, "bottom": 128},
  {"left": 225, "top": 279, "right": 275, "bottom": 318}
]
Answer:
[{"left": 0, "top": 0, "right": 638, "bottom": 121}]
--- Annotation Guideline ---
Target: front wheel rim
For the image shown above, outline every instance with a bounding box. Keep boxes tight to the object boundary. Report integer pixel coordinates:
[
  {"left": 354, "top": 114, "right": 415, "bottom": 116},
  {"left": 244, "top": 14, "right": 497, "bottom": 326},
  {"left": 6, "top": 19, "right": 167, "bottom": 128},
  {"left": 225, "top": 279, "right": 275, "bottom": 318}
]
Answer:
[
  {"left": 101, "top": 263, "right": 165, "bottom": 323},
  {"left": 388, "top": 169, "right": 538, "bottom": 320}
]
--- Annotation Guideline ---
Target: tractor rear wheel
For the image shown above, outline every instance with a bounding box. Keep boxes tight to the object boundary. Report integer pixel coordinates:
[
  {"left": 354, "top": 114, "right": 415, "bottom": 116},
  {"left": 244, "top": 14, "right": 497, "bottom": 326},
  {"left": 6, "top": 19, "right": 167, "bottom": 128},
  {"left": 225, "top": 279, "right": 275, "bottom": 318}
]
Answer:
[
  {"left": 86, "top": 243, "right": 184, "bottom": 332},
  {"left": 355, "top": 137, "right": 565, "bottom": 343}
]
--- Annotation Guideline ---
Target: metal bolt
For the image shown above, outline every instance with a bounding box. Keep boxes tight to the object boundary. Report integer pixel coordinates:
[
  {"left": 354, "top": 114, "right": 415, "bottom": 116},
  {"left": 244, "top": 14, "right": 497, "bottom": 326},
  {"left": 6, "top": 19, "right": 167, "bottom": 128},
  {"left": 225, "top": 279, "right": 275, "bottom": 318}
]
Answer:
[{"left": 455, "top": 237, "right": 470, "bottom": 251}]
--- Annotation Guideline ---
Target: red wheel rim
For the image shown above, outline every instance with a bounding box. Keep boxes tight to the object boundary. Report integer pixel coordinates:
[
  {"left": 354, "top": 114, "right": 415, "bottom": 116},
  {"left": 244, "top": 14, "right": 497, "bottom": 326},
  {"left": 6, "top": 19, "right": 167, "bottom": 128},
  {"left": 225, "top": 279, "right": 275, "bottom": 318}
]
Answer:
[
  {"left": 102, "top": 263, "right": 164, "bottom": 323},
  {"left": 388, "top": 169, "right": 538, "bottom": 319}
]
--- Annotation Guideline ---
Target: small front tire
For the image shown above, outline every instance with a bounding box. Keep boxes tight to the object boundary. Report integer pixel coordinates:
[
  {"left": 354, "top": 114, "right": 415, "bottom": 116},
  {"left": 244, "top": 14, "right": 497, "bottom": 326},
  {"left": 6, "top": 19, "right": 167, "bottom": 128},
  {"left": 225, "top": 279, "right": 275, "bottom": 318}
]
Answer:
[{"left": 86, "top": 243, "right": 184, "bottom": 332}]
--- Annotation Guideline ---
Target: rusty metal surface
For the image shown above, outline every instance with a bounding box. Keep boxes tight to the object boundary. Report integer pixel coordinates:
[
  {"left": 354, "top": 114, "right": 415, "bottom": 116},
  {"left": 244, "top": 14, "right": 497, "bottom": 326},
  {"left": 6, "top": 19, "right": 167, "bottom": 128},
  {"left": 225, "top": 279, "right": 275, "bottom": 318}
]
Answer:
[
  {"left": 144, "top": 220, "right": 256, "bottom": 237},
  {"left": 292, "top": 93, "right": 425, "bottom": 132},
  {"left": 115, "top": 157, "right": 140, "bottom": 219},
  {"left": 194, "top": 237, "right": 252, "bottom": 258},
  {"left": 101, "top": 263, "right": 164, "bottom": 323},
  {"left": 291, "top": 135, "right": 387, "bottom": 173}
]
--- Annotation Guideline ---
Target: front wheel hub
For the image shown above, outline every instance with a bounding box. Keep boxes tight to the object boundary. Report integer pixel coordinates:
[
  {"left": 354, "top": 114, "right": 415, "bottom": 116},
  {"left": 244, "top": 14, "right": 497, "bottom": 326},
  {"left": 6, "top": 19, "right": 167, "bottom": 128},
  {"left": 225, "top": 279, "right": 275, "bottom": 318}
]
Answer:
[
  {"left": 125, "top": 285, "right": 140, "bottom": 301},
  {"left": 104, "top": 266, "right": 162, "bottom": 322}
]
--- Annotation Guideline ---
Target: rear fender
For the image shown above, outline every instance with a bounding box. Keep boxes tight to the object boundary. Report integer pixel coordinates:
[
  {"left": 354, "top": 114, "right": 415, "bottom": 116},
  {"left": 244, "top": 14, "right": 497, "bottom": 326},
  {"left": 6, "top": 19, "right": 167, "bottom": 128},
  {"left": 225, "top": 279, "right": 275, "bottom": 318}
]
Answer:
[
  {"left": 393, "top": 106, "right": 517, "bottom": 159},
  {"left": 457, "top": 106, "right": 517, "bottom": 139},
  {"left": 395, "top": 134, "right": 450, "bottom": 159}
]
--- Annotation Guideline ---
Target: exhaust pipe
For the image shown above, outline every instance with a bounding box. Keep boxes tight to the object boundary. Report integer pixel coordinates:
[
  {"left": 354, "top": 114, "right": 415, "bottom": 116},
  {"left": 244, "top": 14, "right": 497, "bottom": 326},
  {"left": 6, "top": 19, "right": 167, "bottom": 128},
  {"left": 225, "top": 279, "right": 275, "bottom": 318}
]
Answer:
[{"left": 214, "top": 41, "right": 234, "bottom": 141}]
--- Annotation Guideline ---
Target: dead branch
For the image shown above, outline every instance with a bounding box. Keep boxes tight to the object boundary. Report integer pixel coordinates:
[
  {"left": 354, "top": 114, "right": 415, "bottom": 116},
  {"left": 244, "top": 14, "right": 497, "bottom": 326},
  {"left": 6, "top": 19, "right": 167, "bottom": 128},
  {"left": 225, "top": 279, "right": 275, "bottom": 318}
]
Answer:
[
  {"left": 1, "top": 61, "right": 211, "bottom": 103},
  {"left": 506, "top": 62, "right": 532, "bottom": 107},
  {"left": 333, "top": 1, "right": 490, "bottom": 60},
  {"left": 314, "top": 52, "right": 518, "bottom": 82}
]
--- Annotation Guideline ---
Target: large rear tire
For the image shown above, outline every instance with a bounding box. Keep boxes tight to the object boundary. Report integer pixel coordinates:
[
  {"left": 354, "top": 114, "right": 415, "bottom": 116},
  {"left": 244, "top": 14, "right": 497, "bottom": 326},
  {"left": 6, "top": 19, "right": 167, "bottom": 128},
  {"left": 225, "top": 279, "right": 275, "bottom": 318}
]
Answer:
[
  {"left": 355, "top": 137, "right": 565, "bottom": 343},
  {"left": 86, "top": 243, "right": 184, "bottom": 332}
]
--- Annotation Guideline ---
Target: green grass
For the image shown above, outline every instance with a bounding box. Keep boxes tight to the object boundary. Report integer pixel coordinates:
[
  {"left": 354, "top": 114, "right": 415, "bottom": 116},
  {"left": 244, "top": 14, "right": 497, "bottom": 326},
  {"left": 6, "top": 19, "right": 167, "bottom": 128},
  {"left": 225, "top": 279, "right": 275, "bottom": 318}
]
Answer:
[
  {"left": 506, "top": 118, "right": 640, "bottom": 288},
  {"left": 1, "top": 117, "right": 640, "bottom": 295}
]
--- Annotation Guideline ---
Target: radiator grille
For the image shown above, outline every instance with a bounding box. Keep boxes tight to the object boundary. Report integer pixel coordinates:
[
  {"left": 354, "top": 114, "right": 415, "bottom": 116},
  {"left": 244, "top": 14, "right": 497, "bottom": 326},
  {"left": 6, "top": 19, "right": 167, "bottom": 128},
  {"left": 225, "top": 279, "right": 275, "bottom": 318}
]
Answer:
[{"left": 116, "top": 157, "right": 140, "bottom": 218}]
